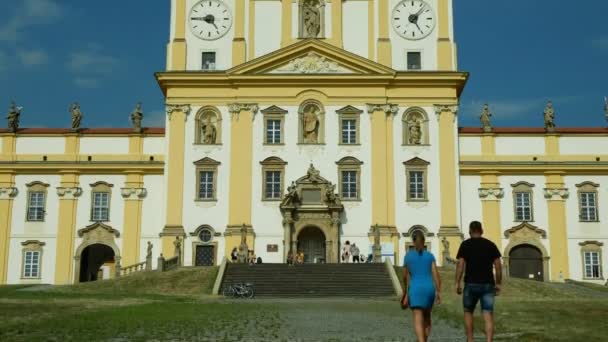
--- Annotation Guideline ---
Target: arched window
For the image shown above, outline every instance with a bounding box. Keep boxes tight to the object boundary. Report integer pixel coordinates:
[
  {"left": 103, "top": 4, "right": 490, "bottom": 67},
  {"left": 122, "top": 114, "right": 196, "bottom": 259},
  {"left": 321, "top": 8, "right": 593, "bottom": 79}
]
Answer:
[
  {"left": 195, "top": 106, "right": 222, "bottom": 145},
  {"left": 402, "top": 107, "right": 430, "bottom": 145},
  {"left": 298, "top": 100, "right": 325, "bottom": 144}
]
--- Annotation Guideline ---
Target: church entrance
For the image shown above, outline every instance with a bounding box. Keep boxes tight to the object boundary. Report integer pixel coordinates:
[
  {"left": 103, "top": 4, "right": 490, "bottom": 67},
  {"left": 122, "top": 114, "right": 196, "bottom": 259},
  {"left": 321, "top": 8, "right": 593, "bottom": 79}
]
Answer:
[
  {"left": 298, "top": 226, "right": 326, "bottom": 263},
  {"left": 78, "top": 243, "right": 115, "bottom": 282},
  {"left": 509, "top": 244, "right": 544, "bottom": 281}
]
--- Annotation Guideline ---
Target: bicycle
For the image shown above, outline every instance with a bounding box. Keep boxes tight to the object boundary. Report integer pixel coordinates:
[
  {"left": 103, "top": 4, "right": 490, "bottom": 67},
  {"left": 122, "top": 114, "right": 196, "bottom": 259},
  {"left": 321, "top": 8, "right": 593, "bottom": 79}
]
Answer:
[{"left": 222, "top": 282, "right": 255, "bottom": 299}]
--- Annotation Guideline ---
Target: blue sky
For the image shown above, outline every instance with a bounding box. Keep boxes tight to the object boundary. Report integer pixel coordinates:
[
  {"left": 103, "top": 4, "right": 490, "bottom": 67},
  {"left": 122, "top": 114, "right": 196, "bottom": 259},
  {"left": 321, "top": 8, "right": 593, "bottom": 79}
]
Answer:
[{"left": 0, "top": 0, "right": 607, "bottom": 128}]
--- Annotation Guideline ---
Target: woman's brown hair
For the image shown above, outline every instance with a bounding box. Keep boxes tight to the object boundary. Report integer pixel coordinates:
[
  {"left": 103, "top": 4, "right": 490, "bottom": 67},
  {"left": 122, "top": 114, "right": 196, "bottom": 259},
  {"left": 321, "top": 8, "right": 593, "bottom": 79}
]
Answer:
[{"left": 413, "top": 230, "right": 425, "bottom": 256}]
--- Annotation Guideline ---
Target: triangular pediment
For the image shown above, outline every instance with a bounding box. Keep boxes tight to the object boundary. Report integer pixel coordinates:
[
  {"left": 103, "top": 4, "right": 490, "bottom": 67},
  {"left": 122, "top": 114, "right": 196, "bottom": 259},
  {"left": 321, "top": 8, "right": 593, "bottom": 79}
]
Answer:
[{"left": 228, "top": 39, "right": 396, "bottom": 76}]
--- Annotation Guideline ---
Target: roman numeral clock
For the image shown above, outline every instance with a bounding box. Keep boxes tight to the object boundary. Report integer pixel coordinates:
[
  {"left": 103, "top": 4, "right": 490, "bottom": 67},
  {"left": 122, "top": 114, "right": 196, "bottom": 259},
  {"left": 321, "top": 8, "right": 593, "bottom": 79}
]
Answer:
[
  {"left": 189, "top": 0, "right": 233, "bottom": 40},
  {"left": 392, "top": 0, "right": 436, "bottom": 40}
]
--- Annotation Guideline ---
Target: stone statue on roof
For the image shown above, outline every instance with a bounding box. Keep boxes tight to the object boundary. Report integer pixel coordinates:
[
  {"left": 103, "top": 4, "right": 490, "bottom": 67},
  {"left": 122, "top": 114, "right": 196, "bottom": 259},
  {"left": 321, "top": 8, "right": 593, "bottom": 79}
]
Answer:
[
  {"left": 131, "top": 102, "right": 144, "bottom": 133},
  {"left": 604, "top": 97, "right": 607, "bottom": 124},
  {"left": 543, "top": 100, "right": 555, "bottom": 132},
  {"left": 69, "top": 102, "right": 83, "bottom": 131},
  {"left": 480, "top": 104, "right": 492, "bottom": 133},
  {"left": 6, "top": 100, "right": 21, "bottom": 133}
]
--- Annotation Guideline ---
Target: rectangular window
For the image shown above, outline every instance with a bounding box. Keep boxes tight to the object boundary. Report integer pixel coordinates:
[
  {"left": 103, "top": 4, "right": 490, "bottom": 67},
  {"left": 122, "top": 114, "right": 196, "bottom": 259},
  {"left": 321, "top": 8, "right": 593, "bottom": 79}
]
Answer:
[
  {"left": 514, "top": 192, "right": 532, "bottom": 221},
  {"left": 91, "top": 192, "right": 110, "bottom": 222},
  {"left": 584, "top": 251, "right": 601, "bottom": 279},
  {"left": 201, "top": 52, "right": 216, "bottom": 71},
  {"left": 341, "top": 119, "right": 357, "bottom": 144},
  {"left": 265, "top": 171, "right": 282, "bottom": 200},
  {"left": 266, "top": 119, "right": 282, "bottom": 144},
  {"left": 408, "top": 171, "right": 425, "bottom": 200},
  {"left": 27, "top": 192, "right": 45, "bottom": 221},
  {"left": 198, "top": 171, "right": 215, "bottom": 200},
  {"left": 341, "top": 171, "right": 358, "bottom": 200},
  {"left": 23, "top": 251, "right": 40, "bottom": 278},
  {"left": 580, "top": 192, "right": 598, "bottom": 221},
  {"left": 407, "top": 52, "right": 422, "bottom": 70}
]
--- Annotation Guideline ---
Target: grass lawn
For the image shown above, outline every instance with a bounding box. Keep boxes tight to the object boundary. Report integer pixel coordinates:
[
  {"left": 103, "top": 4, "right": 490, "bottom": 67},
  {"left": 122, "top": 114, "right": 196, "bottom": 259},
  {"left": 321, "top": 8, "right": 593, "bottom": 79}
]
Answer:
[
  {"left": 1, "top": 266, "right": 607, "bottom": 341},
  {"left": 396, "top": 267, "right": 608, "bottom": 341}
]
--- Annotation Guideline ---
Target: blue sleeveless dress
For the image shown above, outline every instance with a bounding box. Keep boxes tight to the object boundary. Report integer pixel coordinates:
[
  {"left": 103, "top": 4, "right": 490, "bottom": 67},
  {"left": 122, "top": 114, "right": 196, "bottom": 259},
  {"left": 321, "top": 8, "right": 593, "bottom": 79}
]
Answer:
[{"left": 404, "top": 250, "right": 436, "bottom": 309}]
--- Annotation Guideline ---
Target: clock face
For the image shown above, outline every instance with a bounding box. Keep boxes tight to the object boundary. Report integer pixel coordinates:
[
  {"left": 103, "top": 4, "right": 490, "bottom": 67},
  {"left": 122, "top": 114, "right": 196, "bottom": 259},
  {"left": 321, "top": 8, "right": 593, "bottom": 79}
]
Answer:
[
  {"left": 392, "top": 0, "right": 436, "bottom": 40},
  {"left": 189, "top": 0, "right": 233, "bottom": 41}
]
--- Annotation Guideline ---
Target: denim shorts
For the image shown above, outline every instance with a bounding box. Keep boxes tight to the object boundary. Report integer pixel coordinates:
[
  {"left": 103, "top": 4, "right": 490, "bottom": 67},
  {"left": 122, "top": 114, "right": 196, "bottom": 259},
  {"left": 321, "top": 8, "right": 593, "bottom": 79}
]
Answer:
[{"left": 463, "top": 283, "right": 495, "bottom": 313}]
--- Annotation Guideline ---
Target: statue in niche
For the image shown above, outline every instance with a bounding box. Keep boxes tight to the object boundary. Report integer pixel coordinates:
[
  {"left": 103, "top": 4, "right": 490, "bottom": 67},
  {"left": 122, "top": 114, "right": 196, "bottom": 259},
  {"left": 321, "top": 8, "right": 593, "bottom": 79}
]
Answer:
[
  {"left": 69, "top": 102, "right": 83, "bottom": 130},
  {"left": 201, "top": 115, "right": 217, "bottom": 144},
  {"left": 302, "top": 104, "right": 320, "bottom": 143},
  {"left": 302, "top": 0, "right": 321, "bottom": 38},
  {"left": 6, "top": 100, "right": 21, "bottom": 132},
  {"left": 408, "top": 118, "right": 422, "bottom": 145},
  {"left": 543, "top": 100, "right": 556, "bottom": 132},
  {"left": 480, "top": 104, "right": 492, "bottom": 133},
  {"left": 131, "top": 102, "right": 144, "bottom": 133}
]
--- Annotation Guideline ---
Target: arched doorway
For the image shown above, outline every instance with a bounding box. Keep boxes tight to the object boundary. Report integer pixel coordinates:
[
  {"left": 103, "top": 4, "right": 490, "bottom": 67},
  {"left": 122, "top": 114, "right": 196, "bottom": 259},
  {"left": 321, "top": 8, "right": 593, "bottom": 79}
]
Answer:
[
  {"left": 298, "top": 226, "right": 326, "bottom": 263},
  {"left": 509, "top": 244, "right": 544, "bottom": 281},
  {"left": 79, "top": 244, "right": 115, "bottom": 282}
]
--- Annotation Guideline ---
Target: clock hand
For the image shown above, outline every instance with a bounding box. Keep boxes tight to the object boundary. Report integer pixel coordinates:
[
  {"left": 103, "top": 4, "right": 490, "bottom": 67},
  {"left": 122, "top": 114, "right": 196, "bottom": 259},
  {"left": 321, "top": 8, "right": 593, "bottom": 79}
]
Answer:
[
  {"left": 191, "top": 17, "right": 207, "bottom": 21},
  {"left": 415, "top": 23, "right": 423, "bottom": 34},
  {"left": 408, "top": 5, "right": 428, "bottom": 24}
]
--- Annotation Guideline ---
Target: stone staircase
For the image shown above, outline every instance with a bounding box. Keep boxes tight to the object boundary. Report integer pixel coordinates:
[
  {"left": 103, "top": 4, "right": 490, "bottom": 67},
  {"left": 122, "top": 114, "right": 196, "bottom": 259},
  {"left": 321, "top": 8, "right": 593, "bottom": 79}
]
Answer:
[{"left": 220, "top": 263, "right": 397, "bottom": 297}]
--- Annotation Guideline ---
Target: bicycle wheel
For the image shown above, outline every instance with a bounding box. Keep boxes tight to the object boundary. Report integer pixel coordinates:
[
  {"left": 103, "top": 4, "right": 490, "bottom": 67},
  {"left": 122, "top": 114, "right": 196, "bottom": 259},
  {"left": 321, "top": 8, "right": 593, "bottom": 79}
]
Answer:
[
  {"left": 222, "top": 285, "right": 235, "bottom": 297},
  {"left": 244, "top": 286, "right": 255, "bottom": 299}
]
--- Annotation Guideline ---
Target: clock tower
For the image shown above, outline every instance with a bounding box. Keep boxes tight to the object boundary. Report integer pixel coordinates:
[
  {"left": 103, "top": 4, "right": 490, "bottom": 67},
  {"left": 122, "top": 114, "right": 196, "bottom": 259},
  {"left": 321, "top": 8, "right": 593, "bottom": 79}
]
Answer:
[{"left": 167, "top": 0, "right": 457, "bottom": 71}]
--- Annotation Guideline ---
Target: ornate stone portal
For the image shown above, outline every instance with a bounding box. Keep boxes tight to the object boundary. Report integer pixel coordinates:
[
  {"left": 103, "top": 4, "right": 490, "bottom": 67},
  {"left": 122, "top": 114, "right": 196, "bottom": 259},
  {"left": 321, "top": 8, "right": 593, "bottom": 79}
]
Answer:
[
  {"left": 73, "top": 222, "right": 121, "bottom": 283},
  {"left": 280, "top": 164, "right": 343, "bottom": 263}
]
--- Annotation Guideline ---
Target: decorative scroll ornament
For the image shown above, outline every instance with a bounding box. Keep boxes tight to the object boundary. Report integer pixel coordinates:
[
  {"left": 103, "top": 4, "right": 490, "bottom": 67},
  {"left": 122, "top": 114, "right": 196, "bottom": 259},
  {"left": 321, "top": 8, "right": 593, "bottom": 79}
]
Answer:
[
  {"left": 543, "top": 187, "right": 569, "bottom": 200},
  {"left": 121, "top": 187, "right": 148, "bottom": 199},
  {"left": 433, "top": 104, "right": 459, "bottom": 116},
  {"left": 478, "top": 188, "right": 504, "bottom": 200},
  {"left": 166, "top": 104, "right": 191, "bottom": 121},
  {"left": 228, "top": 103, "right": 259, "bottom": 120},
  {"left": 272, "top": 52, "right": 353, "bottom": 74},
  {"left": 56, "top": 187, "right": 83, "bottom": 199},
  {"left": 366, "top": 103, "right": 399, "bottom": 115},
  {"left": 0, "top": 187, "right": 18, "bottom": 200}
]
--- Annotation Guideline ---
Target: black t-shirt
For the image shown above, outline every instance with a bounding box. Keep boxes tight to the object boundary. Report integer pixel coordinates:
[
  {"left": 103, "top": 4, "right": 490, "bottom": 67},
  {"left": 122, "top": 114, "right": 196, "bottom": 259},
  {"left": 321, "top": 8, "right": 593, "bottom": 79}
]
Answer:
[{"left": 456, "top": 237, "right": 501, "bottom": 285}]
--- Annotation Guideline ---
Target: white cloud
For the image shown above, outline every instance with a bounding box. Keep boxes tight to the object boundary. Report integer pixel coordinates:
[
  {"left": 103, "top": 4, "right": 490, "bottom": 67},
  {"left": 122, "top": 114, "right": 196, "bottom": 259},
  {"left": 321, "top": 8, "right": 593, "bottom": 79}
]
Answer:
[
  {"left": 66, "top": 44, "right": 119, "bottom": 73},
  {"left": 146, "top": 110, "right": 167, "bottom": 127},
  {"left": 591, "top": 35, "right": 608, "bottom": 51},
  {"left": 17, "top": 48, "right": 49, "bottom": 67},
  {"left": 74, "top": 78, "right": 100, "bottom": 88},
  {"left": 0, "top": 0, "right": 64, "bottom": 41}
]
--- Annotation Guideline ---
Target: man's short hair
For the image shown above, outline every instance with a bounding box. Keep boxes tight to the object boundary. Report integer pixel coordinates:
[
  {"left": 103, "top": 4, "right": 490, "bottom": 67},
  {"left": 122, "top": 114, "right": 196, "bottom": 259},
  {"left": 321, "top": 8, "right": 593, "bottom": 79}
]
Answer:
[{"left": 469, "top": 221, "right": 483, "bottom": 234}]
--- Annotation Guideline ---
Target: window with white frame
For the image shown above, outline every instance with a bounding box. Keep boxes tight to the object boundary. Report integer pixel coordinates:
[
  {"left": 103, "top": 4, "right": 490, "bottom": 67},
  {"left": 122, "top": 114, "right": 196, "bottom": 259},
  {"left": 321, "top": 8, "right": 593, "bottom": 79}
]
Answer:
[
  {"left": 584, "top": 251, "right": 601, "bottom": 279},
  {"left": 21, "top": 240, "right": 44, "bottom": 279},
  {"left": 266, "top": 119, "right": 282, "bottom": 144},
  {"left": 514, "top": 192, "right": 532, "bottom": 221},
  {"left": 265, "top": 171, "right": 282, "bottom": 200},
  {"left": 337, "top": 157, "right": 363, "bottom": 201},
  {"left": 194, "top": 157, "right": 221, "bottom": 201},
  {"left": 341, "top": 119, "right": 357, "bottom": 144},
  {"left": 577, "top": 182, "right": 600, "bottom": 222},
  {"left": 27, "top": 192, "right": 45, "bottom": 221},
  {"left": 198, "top": 171, "right": 215, "bottom": 200},
  {"left": 260, "top": 157, "right": 287, "bottom": 201},
  {"left": 92, "top": 192, "right": 110, "bottom": 221},
  {"left": 404, "top": 157, "right": 429, "bottom": 202}
]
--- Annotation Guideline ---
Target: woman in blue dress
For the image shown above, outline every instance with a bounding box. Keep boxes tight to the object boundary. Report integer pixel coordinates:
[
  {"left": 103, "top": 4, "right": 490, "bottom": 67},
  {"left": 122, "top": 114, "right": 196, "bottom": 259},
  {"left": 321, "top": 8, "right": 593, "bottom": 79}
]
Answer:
[{"left": 402, "top": 231, "right": 442, "bottom": 342}]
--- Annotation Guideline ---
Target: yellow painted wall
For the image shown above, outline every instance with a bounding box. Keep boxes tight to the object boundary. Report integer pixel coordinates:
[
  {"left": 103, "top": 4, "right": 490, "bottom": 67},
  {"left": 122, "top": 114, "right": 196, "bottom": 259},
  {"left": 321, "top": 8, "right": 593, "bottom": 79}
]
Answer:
[
  {"left": 54, "top": 172, "right": 80, "bottom": 284},
  {"left": 228, "top": 106, "right": 256, "bottom": 226},
  {"left": 0, "top": 172, "right": 16, "bottom": 284},
  {"left": 369, "top": 108, "right": 388, "bottom": 225},
  {"left": 479, "top": 173, "right": 502, "bottom": 247},
  {"left": 121, "top": 172, "right": 145, "bottom": 266},
  {"left": 545, "top": 173, "right": 570, "bottom": 280},
  {"left": 438, "top": 107, "right": 458, "bottom": 227}
]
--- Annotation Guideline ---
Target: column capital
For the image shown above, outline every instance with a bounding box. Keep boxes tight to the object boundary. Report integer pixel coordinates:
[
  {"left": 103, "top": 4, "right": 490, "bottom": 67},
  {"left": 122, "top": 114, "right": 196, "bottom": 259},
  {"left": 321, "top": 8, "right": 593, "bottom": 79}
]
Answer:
[
  {"left": 478, "top": 188, "right": 504, "bottom": 200},
  {"left": 0, "top": 187, "right": 18, "bottom": 200},
  {"left": 121, "top": 187, "right": 147, "bottom": 200},
  {"left": 366, "top": 103, "right": 399, "bottom": 115},
  {"left": 544, "top": 188, "right": 569, "bottom": 200},
  {"left": 433, "top": 104, "right": 459, "bottom": 116},
  {"left": 166, "top": 104, "right": 191, "bottom": 121},
  {"left": 56, "top": 187, "right": 82, "bottom": 199},
  {"left": 228, "top": 103, "right": 259, "bottom": 120}
]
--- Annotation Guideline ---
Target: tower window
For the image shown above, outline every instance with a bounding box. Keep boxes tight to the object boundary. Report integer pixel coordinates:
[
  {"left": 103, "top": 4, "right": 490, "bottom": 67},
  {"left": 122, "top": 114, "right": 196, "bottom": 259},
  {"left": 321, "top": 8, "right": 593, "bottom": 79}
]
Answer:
[
  {"left": 407, "top": 52, "right": 422, "bottom": 71},
  {"left": 202, "top": 52, "right": 216, "bottom": 71}
]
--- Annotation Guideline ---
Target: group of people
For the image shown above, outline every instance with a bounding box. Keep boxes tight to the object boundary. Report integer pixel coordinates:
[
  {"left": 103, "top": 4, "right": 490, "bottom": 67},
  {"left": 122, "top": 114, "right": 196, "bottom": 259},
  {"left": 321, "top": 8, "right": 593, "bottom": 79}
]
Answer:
[
  {"left": 341, "top": 241, "right": 366, "bottom": 263},
  {"left": 229, "top": 248, "right": 262, "bottom": 265},
  {"left": 402, "top": 221, "right": 502, "bottom": 342},
  {"left": 287, "top": 250, "right": 305, "bottom": 265}
]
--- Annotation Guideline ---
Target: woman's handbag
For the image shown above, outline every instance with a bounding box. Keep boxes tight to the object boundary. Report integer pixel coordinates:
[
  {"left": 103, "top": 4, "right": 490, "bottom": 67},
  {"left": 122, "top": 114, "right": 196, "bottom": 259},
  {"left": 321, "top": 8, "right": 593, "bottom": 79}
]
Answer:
[{"left": 400, "top": 292, "right": 408, "bottom": 310}]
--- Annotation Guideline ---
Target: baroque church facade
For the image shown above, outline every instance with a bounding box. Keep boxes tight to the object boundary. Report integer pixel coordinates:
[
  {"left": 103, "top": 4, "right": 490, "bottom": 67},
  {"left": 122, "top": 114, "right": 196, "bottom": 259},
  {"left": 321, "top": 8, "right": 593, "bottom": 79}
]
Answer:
[{"left": 1, "top": 0, "right": 607, "bottom": 285}]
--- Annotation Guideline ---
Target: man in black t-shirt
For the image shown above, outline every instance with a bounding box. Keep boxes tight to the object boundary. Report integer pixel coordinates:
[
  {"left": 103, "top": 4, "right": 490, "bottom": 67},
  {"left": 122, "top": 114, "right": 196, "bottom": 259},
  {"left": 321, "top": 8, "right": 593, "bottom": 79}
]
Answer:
[{"left": 455, "top": 221, "right": 502, "bottom": 342}]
